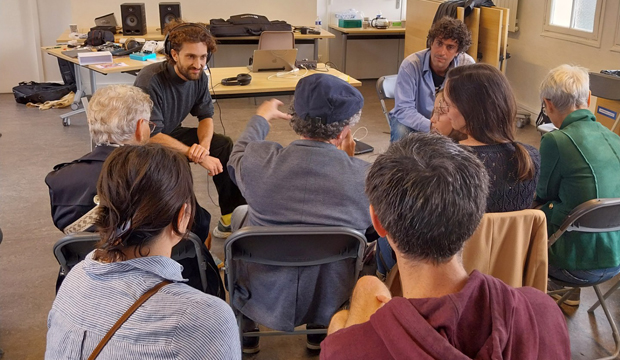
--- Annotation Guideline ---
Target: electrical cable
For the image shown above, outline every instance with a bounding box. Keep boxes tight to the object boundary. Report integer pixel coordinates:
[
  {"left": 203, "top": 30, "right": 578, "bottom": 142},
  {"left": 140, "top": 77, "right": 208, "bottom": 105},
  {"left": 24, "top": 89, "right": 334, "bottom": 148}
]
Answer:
[
  {"left": 352, "top": 126, "right": 369, "bottom": 141},
  {"left": 206, "top": 65, "right": 226, "bottom": 136}
]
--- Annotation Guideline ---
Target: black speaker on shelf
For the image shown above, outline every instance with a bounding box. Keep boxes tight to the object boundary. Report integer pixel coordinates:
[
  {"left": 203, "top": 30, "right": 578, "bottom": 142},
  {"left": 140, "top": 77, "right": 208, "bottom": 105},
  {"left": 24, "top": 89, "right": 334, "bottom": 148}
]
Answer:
[
  {"left": 120, "top": 3, "right": 147, "bottom": 35},
  {"left": 159, "top": 2, "right": 182, "bottom": 35}
]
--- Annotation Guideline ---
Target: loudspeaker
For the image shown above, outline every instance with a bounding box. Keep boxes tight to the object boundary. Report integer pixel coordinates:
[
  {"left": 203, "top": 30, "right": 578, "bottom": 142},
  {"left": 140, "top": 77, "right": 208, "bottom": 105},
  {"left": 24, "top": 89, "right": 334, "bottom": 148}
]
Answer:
[
  {"left": 221, "top": 73, "right": 252, "bottom": 86},
  {"left": 159, "top": 2, "right": 182, "bottom": 35},
  {"left": 120, "top": 3, "right": 147, "bottom": 36}
]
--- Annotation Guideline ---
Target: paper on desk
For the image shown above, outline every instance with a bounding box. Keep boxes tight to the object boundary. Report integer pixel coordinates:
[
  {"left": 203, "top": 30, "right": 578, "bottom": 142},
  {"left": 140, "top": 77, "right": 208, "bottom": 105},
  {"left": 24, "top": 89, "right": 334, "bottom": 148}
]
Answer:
[{"left": 94, "top": 62, "right": 128, "bottom": 69}]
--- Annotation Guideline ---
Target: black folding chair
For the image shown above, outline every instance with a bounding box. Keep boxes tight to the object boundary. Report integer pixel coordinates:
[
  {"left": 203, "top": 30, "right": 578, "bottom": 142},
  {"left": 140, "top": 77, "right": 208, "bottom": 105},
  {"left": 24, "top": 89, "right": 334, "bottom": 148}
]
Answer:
[
  {"left": 225, "top": 226, "right": 366, "bottom": 344},
  {"left": 53, "top": 232, "right": 212, "bottom": 294}
]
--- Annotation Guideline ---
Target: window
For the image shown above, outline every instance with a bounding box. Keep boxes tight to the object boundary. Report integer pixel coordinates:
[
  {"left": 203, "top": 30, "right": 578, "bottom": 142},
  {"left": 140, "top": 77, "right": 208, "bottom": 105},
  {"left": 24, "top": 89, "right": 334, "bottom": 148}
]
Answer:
[{"left": 543, "top": 0, "right": 605, "bottom": 46}]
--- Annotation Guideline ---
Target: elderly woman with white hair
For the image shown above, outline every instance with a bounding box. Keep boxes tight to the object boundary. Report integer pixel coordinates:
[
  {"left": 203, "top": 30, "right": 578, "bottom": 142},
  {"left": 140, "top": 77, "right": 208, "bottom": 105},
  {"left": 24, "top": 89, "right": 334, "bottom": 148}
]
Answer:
[{"left": 536, "top": 64, "right": 620, "bottom": 305}]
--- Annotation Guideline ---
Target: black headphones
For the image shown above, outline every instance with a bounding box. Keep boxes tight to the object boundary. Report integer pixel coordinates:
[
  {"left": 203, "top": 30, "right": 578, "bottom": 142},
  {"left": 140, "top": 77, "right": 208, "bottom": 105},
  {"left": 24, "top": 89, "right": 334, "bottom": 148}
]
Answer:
[
  {"left": 221, "top": 73, "right": 252, "bottom": 86},
  {"left": 163, "top": 23, "right": 213, "bottom": 63}
]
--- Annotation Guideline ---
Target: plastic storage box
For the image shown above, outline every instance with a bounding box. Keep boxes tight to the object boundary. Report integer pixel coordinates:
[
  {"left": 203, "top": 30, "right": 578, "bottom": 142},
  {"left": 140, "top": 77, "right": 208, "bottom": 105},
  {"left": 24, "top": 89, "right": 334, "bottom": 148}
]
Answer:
[{"left": 338, "top": 19, "right": 362, "bottom": 28}]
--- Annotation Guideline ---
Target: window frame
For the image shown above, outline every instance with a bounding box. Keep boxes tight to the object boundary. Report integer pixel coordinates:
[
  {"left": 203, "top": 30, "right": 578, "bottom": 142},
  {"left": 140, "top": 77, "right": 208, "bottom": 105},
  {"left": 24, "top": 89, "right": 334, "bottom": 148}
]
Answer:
[
  {"left": 612, "top": 5, "right": 620, "bottom": 52},
  {"left": 542, "top": 0, "right": 605, "bottom": 47}
]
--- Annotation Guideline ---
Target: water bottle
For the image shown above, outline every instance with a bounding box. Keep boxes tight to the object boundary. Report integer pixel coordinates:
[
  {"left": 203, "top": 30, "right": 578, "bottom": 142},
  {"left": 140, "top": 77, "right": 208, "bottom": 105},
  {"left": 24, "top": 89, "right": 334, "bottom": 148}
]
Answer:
[{"left": 315, "top": 16, "right": 322, "bottom": 31}]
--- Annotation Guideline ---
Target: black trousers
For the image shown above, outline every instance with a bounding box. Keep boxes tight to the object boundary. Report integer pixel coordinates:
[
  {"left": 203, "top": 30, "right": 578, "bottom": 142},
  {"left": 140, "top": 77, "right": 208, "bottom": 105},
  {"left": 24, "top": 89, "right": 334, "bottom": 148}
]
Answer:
[{"left": 169, "top": 126, "right": 246, "bottom": 215}]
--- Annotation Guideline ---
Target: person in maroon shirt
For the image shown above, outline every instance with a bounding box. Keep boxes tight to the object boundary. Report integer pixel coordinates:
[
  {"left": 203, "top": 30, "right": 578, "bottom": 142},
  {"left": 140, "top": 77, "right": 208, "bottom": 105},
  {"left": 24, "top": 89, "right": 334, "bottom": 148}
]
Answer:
[{"left": 321, "top": 133, "right": 570, "bottom": 360}]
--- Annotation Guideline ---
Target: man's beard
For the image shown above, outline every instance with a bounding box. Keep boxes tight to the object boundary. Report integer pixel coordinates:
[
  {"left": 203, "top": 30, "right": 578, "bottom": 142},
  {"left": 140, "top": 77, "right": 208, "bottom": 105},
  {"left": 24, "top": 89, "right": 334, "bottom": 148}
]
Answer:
[{"left": 178, "top": 63, "right": 202, "bottom": 81}]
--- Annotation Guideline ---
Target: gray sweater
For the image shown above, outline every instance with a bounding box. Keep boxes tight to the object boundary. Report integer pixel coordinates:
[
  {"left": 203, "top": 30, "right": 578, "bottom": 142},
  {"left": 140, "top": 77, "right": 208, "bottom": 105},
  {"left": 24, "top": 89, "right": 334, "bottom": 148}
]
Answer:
[
  {"left": 227, "top": 115, "right": 372, "bottom": 331},
  {"left": 228, "top": 115, "right": 372, "bottom": 231},
  {"left": 134, "top": 61, "right": 214, "bottom": 135}
]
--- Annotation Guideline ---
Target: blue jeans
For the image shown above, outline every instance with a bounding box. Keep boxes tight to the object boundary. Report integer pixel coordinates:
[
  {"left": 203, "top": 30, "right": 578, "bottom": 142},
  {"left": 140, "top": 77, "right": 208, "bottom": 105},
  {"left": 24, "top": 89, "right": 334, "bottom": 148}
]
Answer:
[
  {"left": 376, "top": 237, "right": 397, "bottom": 277},
  {"left": 388, "top": 114, "right": 415, "bottom": 143},
  {"left": 548, "top": 264, "right": 620, "bottom": 286}
]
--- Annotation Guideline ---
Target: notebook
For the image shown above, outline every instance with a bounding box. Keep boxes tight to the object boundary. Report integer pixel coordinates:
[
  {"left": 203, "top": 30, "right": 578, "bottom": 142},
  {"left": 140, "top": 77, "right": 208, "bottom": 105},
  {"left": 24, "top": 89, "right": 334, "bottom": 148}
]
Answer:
[{"left": 247, "top": 49, "right": 298, "bottom": 72}]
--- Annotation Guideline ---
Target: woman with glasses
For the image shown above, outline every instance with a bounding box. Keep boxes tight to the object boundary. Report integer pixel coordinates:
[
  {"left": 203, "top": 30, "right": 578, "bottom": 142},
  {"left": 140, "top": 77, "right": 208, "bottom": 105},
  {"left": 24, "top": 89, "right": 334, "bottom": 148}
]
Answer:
[
  {"left": 430, "top": 89, "right": 466, "bottom": 142},
  {"left": 46, "top": 144, "right": 240, "bottom": 359},
  {"left": 45, "top": 84, "right": 221, "bottom": 296},
  {"left": 443, "top": 63, "right": 540, "bottom": 212},
  {"left": 536, "top": 64, "right": 620, "bottom": 306}
]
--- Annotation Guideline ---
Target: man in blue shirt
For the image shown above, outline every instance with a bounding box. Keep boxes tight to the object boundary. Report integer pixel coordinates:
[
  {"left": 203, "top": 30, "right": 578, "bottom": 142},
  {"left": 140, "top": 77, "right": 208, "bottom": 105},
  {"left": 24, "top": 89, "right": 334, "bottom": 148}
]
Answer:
[{"left": 389, "top": 16, "right": 474, "bottom": 142}]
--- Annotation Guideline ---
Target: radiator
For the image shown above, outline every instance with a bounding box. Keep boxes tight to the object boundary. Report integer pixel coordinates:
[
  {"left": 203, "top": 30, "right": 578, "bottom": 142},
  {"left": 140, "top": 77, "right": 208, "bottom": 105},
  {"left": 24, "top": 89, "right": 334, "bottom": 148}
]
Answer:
[{"left": 494, "top": 0, "right": 519, "bottom": 32}]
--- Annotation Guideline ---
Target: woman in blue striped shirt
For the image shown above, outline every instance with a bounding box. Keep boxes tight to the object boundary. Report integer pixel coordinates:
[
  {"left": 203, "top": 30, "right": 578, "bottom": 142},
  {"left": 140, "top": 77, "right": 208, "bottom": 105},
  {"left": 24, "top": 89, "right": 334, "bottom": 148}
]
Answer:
[{"left": 46, "top": 144, "right": 240, "bottom": 360}]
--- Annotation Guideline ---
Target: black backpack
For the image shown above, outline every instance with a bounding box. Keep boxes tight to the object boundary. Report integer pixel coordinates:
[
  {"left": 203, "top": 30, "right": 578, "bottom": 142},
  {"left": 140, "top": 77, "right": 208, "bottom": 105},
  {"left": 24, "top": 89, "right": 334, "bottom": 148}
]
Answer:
[
  {"left": 12, "top": 58, "right": 77, "bottom": 105},
  {"left": 85, "top": 29, "right": 115, "bottom": 46},
  {"left": 209, "top": 14, "right": 292, "bottom": 37}
]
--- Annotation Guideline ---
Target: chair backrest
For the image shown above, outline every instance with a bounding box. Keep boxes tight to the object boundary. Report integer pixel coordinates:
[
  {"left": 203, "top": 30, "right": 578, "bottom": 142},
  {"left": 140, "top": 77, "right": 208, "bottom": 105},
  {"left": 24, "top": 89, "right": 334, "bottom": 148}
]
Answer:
[
  {"left": 388, "top": 210, "right": 549, "bottom": 295},
  {"left": 548, "top": 198, "right": 620, "bottom": 246},
  {"left": 225, "top": 226, "right": 366, "bottom": 324},
  {"left": 462, "top": 209, "right": 549, "bottom": 292},
  {"left": 376, "top": 75, "right": 397, "bottom": 124},
  {"left": 258, "top": 31, "right": 295, "bottom": 50},
  {"left": 53, "top": 232, "right": 207, "bottom": 292}
]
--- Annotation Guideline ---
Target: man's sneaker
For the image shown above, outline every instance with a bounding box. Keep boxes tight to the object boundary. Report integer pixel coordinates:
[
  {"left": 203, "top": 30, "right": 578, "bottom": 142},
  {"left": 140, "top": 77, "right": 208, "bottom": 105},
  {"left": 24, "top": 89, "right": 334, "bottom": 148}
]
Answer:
[
  {"left": 548, "top": 279, "right": 581, "bottom": 306},
  {"left": 212, "top": 220, "right": 232, "bottom": 239},
  {"left": 306, "top": 324, "right": 327, "bottom": 350},
  {"left": 242, "top": 328, "right": 260, "bottom": 354}
]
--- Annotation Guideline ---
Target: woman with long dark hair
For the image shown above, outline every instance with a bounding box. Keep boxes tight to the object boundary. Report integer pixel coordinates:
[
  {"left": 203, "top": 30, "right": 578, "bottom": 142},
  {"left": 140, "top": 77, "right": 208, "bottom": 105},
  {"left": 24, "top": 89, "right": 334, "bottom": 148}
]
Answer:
[
  {"left": 443, "top": 63, "right": 540, "bottom": 212},
  {"left": 46, "top": 144, "right": 240, "bottom": 359}
]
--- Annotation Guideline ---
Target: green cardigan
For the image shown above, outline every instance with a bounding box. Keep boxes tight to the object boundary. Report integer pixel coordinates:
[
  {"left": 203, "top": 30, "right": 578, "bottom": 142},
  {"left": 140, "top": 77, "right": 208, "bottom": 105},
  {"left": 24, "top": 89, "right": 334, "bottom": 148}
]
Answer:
[{"left": 536, "top": 109, "right": 620, "bottom": 270}]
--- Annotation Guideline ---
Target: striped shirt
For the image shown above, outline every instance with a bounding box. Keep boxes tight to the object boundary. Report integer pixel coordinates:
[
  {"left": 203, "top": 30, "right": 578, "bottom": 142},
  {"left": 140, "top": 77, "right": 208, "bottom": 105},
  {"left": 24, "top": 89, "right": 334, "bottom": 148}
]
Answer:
[{"left": 45, "top": 251, "right": 241, "bottom": 360}]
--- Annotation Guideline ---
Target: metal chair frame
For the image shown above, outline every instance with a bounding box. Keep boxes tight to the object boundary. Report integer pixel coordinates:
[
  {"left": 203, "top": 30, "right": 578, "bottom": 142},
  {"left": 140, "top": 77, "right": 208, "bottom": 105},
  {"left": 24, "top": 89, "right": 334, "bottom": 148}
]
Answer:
[
  {"left": 376, "top": 75, "right": 398, "bottom": 125},
  {"left": 547, "top": 198, "right": 620, "bottom": 360},
  {"left": 53, "top": 232, "right": 209, "bottom": 292},
  {"left": 224, "top": 226, "right": 366, "bottom": 342}
]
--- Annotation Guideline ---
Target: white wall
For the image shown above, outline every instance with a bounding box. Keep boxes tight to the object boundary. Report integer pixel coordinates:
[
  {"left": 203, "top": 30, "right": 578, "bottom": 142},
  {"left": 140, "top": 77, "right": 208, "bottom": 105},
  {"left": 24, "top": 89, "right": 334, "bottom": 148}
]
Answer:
[
  {"left": 38, "top": 0, "right": 72, "bottom": 84},
  {"left": 0, "top": 0, "right": 45, "bottom": 93},
  {"left": 69, "top": 0, "right": 315, "bottom": 30},
  {"left": 506, "top": 1, "right": 620, "bottom": 114}
]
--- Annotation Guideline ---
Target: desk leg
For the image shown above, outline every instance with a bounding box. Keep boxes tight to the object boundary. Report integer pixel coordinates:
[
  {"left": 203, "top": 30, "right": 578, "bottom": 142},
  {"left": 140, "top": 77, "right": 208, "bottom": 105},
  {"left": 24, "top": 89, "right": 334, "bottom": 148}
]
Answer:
[
  {"left": 314, "top": 39, "right": 319, "bottom": 61},
  {"left": 60, "top": 63, "right": 86, "bottom": 126},
  {"left": 89, "top": 70, "right": 97, "bottom": 95},
  {"left": 341, "top": 33, "right": 348, "bottom": 72}
]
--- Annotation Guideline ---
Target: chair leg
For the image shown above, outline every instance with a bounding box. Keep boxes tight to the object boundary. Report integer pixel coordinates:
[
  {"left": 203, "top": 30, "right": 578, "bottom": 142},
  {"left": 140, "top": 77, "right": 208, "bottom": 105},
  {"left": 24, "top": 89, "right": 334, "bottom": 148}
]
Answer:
[
  {"left": 555, "top": 288, "right": 578, "bottom": 307},
  {"left": 589, "top": 279, "right": 620, "bottom": 312},
  {"left": 591, "top": 285, "right": 620, "bottom": 360}
]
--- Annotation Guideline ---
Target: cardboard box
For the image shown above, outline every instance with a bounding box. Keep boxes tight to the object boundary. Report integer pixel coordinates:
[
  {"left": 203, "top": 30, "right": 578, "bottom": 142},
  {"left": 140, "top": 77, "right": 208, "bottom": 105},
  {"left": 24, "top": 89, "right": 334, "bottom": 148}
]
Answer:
[
  {"left": 78, "top": 51, "right": 113, "bottom": 65},
  {"left": 595, "top": 97, "right": 620, "bottom": 136}
]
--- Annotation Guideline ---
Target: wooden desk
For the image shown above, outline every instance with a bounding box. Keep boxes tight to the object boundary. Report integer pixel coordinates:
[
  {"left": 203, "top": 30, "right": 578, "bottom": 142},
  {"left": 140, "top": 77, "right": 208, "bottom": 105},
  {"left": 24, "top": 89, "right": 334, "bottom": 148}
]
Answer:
[
  {"left": 42, "top": 45, "right": 359, "bottom": 123},
  {"left": 328, "top": 25, "right": 405, "bottom": 79},
  {"left": 56, "top": 27, "right": 335, "bottom": 60}
]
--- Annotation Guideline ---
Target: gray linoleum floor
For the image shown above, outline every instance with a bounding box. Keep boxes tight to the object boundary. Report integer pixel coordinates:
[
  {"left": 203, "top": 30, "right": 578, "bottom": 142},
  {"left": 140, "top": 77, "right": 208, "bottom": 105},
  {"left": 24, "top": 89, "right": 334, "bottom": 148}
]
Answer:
[{"left": 1, "top": 80, "right": 619, "bottom": 359}]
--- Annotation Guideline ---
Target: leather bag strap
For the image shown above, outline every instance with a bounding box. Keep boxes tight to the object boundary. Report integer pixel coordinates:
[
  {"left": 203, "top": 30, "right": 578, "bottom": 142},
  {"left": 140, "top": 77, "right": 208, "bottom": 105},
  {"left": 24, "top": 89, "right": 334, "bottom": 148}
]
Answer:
[{"left": 88, "top": 280, "right": 172, "bottom": 360}]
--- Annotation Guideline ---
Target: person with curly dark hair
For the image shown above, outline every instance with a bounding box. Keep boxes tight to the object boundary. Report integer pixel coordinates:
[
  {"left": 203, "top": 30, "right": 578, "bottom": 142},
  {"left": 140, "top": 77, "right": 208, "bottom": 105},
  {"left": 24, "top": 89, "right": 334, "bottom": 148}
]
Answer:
[
  {"left": 134, "top": 19, "right": 246, "bottom": 239},
  {"left": 389, "top": 16, "right": 474, "bottom": 142}
]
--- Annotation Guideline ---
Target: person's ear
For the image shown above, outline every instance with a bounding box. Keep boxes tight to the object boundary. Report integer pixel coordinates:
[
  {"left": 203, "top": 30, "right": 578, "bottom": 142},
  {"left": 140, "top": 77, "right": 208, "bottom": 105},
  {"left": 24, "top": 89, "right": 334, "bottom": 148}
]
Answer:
[
  {"left": 543, "top": 98, "right": 554, "bottom": 114},
  {"left": 177, "top": 203, "right": 191, "bottom": 234},
  {"left": 171, "top": 48, "right": 180, "bottom": 63},
  {"left": 587, "top": 90, "right": 592, "bottom": 107},
  {"left": 134, "top": 119, "right": 148, "bottom": 144},
  {"left": 369, "top": 205, "right": 387, "bottom": 237}
]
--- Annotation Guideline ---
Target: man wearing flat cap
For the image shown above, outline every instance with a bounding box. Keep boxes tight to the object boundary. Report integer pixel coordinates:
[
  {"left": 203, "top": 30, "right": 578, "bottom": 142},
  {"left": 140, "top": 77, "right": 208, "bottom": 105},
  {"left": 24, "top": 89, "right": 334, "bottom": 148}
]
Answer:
[{"left": 227, "top": 73, "right": 373, "bottom": 353}]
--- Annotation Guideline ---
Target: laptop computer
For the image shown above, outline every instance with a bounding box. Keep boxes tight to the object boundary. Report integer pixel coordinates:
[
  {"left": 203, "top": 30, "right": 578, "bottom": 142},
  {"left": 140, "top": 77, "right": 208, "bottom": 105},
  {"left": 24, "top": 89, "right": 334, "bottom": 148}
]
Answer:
[{"left": 247, "top": 49, "right": 298, "bottom": 72}]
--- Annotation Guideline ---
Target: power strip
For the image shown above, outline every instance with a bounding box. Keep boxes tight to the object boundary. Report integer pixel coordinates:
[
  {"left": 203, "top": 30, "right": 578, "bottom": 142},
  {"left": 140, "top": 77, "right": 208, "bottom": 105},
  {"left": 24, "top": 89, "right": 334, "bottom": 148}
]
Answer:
[{"left": 295, "top": 59, "right": 318, "bottom": 70}]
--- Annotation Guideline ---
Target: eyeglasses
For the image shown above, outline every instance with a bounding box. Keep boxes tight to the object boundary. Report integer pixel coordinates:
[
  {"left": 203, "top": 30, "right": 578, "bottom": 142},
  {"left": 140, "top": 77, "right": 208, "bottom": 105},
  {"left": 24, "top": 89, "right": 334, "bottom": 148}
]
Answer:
[
  {"left": 142, "top": 119, "right": 156, "bottom": 133},
  {"left": 435, "top": 100, "right": 450, "bottom": 115}
]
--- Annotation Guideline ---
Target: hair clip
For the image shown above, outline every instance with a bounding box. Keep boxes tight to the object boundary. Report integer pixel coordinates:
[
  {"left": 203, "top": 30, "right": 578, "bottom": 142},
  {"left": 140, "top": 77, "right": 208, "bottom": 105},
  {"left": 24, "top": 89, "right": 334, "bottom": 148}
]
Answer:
[{"left": 114, "top": 219, "right": 132, "bottom": 239}]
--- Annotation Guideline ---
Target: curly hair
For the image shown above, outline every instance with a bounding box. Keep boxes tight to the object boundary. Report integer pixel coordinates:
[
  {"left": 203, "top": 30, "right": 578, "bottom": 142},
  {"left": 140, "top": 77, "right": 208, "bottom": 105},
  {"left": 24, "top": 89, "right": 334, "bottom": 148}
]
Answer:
[
  {"left": 164, "top": 19, "right": 217, "bottom": 65},
  {"left": 288, "top": 102, "right": 361, "bottom": 141},
  {"left": 426, "top": 16, "right": 472, "bottom": 54}
]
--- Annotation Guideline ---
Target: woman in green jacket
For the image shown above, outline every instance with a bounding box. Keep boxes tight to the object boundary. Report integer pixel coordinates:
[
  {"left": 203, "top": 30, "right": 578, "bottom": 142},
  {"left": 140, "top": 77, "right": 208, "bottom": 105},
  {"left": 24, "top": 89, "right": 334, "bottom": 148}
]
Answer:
[{"left": 536, "top": 64, "right": 620, "bottom": 305}]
